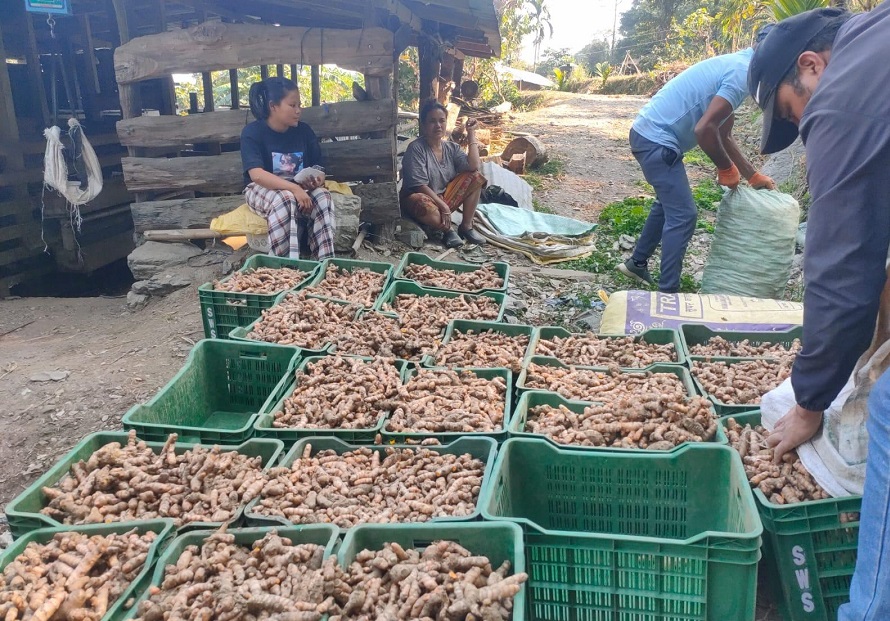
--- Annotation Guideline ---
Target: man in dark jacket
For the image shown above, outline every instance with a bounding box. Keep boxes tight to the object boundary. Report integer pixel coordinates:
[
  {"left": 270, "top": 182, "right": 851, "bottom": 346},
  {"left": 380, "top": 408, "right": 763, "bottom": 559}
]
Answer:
[{"left": 748, "top": 6, "right": 890, "bottom": 619}]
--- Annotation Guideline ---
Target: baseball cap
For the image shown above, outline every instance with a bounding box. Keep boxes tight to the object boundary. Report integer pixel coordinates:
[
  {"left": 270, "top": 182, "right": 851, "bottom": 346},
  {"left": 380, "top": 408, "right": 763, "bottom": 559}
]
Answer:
[{"left": 748, "top": 8, "right": 847, "bottom": 154}]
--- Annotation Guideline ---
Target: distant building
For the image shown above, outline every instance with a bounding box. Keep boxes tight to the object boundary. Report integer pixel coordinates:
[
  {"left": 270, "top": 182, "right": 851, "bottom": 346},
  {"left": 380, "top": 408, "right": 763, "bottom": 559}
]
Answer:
[{"left": 495, "top": 64, "right": 555, "bottom": 91}]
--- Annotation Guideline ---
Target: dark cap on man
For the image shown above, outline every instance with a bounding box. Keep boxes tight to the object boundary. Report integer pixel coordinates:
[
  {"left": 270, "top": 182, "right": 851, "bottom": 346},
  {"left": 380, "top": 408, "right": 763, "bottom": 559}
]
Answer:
[{"left": 748, "top": 8, "right": 846, "bottom": 154}]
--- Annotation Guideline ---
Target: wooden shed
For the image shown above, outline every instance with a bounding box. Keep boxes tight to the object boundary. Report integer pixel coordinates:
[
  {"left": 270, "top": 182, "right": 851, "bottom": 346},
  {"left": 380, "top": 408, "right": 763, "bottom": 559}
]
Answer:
[{"left": 0, "top": 0, "right": 501, "bottom": 296}]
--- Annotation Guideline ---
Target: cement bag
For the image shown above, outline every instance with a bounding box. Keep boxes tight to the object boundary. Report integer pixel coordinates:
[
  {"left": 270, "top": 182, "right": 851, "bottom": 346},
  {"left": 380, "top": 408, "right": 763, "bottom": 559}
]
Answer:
[
  {"left": 702, "top": 188, "right": 799, "bottom": 299},
  {"left": 600, "top": 290, "right": 802, "bottom": 335}
]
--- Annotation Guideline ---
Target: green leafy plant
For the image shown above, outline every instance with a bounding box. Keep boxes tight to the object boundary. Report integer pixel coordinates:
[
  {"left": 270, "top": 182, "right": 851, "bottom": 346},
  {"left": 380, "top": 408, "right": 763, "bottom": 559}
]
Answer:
[
  {"left": 532, "top": 198, "right": 555, "bottom": 214},
  {"left": 553, "top": 66, "right": 570, "bottom": 91},
  {"left": 599, "top": 196, "right": 654, "bottom": 237},
  {"left": 593, "top": 62, "right": 613, "bottom": 88},
  {"left": 769, "top": 0, "right": 830, "bottom": 20},
  {"left": 692, "top": 179, "right": 723, "bottom": 212}
]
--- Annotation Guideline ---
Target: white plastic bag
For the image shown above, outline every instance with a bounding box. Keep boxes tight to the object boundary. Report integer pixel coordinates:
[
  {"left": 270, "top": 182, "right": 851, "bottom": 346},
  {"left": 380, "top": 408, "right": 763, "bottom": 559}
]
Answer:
[{"left": 702, "top": 188, "right": 799, "bottom": 299}]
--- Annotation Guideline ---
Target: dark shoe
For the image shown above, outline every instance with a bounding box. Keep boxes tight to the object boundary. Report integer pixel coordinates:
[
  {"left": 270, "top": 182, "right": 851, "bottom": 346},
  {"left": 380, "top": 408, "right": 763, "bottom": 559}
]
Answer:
[
  {"left": 617, "top": 258, "right": 654, "bottom": 285},
  {"left": 443, "top": 230, "right": 463, "bottom": 248},
  {"left": 458, "top": 227, "right": 487, "bottom": 245}
]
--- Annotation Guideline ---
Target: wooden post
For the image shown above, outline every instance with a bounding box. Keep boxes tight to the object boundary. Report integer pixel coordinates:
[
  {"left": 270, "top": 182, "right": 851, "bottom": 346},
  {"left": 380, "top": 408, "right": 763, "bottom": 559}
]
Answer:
[
  {"left": 289, "top": 64, "right": 298, "bottom": 80},
  {"left": 23, "top": 12, "right": 50, "bottom": 128},
  {"left": 418, "top": 37, "right": 440, "bottom": 102},
  {"left": 229, "top": 69, "right": 239, "bottom": 109},
  {"left": 260, "top": 65, "right": 270, "bottom": 80},
  {"left": 111, "top": 0, "right": 142, "bottom": 126},
  {"left": 452, "top": 56, "right": 465, "bottom": 95},
  {"left": 310, "top": 65, "right": 321, "bottom": 106},
  {"left": 276, "top": 63, "right": 285, "bottom": 77},
  {"left": 201, "top": 72, "right": 214, "bottom": 112},
  {"left": 80, "top": 15, "right": 101, "bottom": 94}
]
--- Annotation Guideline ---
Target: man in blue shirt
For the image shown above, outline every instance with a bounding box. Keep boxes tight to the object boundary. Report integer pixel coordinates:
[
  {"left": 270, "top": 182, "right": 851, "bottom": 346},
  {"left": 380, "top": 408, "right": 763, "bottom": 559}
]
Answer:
[
  {"left": 618, "top": 35, "right": 776, "bottom": 293},
  {"left": 749, "top": 6, "right": 890, "bottom": 618}
]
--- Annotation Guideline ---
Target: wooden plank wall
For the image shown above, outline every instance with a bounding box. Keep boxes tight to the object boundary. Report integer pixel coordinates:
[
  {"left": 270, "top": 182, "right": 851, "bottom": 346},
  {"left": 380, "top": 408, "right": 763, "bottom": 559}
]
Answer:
[{"left": 114, "top": 21, "right": 401, "bottom": 212}]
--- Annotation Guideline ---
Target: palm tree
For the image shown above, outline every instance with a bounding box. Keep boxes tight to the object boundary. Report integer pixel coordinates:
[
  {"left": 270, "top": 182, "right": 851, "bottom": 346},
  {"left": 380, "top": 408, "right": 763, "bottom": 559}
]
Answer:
[
  {"left": 768, "top": 0, "right": 831, "bottom": 20},
  {"left": 527, "top": 0, "right": 554, "bottom": 72}
]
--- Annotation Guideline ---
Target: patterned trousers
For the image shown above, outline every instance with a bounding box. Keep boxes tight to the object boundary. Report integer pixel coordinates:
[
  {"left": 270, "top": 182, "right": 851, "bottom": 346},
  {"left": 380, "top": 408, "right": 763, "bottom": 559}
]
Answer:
[{"left": 245, "top": 183, "right": 336, "bottom": 260}]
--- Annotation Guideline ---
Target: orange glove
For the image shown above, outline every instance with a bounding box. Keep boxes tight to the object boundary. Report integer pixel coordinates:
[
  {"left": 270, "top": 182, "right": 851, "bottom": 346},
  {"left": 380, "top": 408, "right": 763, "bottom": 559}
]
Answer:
[
  {"left": 717, "top": 164, "right": 741, "bottom": 189},
  {"left": 748, "top": 172, "right": 777, "bottom": 190}
]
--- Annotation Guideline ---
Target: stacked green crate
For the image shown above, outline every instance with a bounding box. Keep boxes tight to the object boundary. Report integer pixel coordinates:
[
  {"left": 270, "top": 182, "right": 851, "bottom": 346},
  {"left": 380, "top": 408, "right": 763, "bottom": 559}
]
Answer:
[
  {"left": 198, "top": 255, "right": 319, "bottom": 339},
  {"left": 481, "top": 438, "right": 763, "bottom": 621},
  {"left": 122, "top": 339, "right": 300, "bottom": 444},
  {"left": 722, "top": 411, "right": 861, "bottom": 621}
]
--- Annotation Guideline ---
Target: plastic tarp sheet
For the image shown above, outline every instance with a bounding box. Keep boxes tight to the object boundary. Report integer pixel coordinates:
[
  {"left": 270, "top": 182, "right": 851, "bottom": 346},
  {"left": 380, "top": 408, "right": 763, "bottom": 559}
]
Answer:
[{"left": 473, "top": 203, "right": 598, "bottom": 265}]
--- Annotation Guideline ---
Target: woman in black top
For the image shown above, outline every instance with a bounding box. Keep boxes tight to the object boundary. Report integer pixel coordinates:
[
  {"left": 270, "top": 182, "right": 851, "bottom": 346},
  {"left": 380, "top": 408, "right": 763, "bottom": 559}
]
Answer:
[{"left": 241, "top": 77, "right": 335, "bottom": 260}]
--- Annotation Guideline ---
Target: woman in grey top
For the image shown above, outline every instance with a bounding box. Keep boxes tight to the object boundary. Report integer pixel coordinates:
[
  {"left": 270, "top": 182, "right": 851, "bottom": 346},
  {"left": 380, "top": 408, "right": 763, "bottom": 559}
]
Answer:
[{"left": 401, "top": 100, "right": 488, "bottom": 248}]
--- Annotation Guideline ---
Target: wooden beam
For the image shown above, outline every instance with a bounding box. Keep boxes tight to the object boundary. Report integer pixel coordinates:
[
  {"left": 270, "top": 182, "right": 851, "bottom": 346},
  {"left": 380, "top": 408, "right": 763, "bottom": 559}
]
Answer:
[
  {"left": 81, "top": 15, "right": 102, "bottom": 94},
  {"left": 131, "top": 195, "right": 244, "bottom": 232},
  {"left": 375, "top": 0, "right": 422, "bottom": 31},
  {"left": 289, "top": 64, "right": 298, "bottom": 80},
  {"left": 122, "top": 138, "right": 395, "bottom": 192},
  {"left": 117, "top": 98, "right": 398, "bottom": 147},
  {"left": 114, "top": 22, "right": 395, "bottom": 83},
  {"left": 144, "top": 228, "right": 222, "bottom": 241},
  {"left": 276, "top": 63, "right": 285, "bottom": 77},
  {"left": 310, "top": 65, "right": 320, "bottom": 107},
  {"left": 260, "top": 64, "right": 269, "bottom": 80},
  {"left": 111, "top": 0, "right": 142, "bottom": 120},
  {"left": 453, "top": 56, "right": 465, "bottom": 94},
  {"left": 418, "top": 37, "right": 440, "bottom": 102}
]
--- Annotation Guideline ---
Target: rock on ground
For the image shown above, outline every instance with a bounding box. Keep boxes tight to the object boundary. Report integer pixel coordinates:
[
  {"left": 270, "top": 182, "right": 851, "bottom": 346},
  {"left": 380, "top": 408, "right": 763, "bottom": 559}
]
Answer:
[
  {"left": 127, "top": 241, "right": 203, "bottom": 280},
  {"left": 333, "top": 193, "right": 362, "bottom": 253}
]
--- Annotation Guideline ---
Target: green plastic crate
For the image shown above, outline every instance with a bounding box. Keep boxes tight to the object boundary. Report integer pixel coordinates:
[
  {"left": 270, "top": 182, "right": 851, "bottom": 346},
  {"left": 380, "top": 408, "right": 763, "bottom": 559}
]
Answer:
[
  {"left": 122, "top": 339, "right": 301, "bottom": 444},
  {"left": 680, "top": 324, "right": 802, "bottom": 361},
  {"left": 480, "top": 438, "right": 763, "bottom": 621},
  {"left": 122, "top": 524, "right": 340, "bottom": 620},
  {"left": 690, "top": 357, "right": 788, "bottom": 416},
  {"left": 393, "top": 251, "right": 510, "bottom": 293},
  {"left": 517, "top": 357, "right": 698, "bottom": 397},
  {"left": 528, "top": 326, "right": 686, "bottom": 368},
  {"left": 5, "top": 432, "right": 284, "bottom": 538},
  {"left": 254, "top": 355, "right": 407, "bottom": 443},
  {"left": 422, "top": 319, "right": 534, "bottom": 371},
  {"left": 510, "top": 390, "right": 727, "bottom": 449},
  {"left": 721, "top": 412, "right": 861, "bottom": 621},
  {"left": 199, "top": 256, "right": 320, "bottom": 339},
  {"left": 228, "top": 291, "right": 359, "bottom": 355},
  {"left": 0, "top": 520, "right": 175, "bottom": 621},
  {"left": 303, "top": 257, "right": 394, "bottom": 307},
  {"left": 339, "top": 522, "right": 526, "bottom": 620},
  {"left": 382, "top": 366, "right": 513, "bottom": 444},
  {"left": 373, "top": 280, "right": 508, "bottom": 322},
  {"left": 244, "top": 436, "right": 498, "bottom": 531}
]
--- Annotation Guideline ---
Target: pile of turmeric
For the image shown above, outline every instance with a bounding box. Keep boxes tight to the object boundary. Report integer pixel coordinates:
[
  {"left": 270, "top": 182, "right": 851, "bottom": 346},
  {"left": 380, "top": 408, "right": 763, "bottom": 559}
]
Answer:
[
  {"left": 402, "top": 263, "right": 504, "bottom": 292},
  {"left": 0, "top": 529, "right": 157, "bottom": 621},
  {"left": 331, "top": 540, "right": 526, "bottom": 620},
  {"left": 527, "top": 394, "right": 717, "bottom": 450},
  {"left": 725, "top": 417, "right": 830, "bottom": 504},
  {"left": 247, "top": 292, "right": 360, "bottom": 348},
  {"left": 383, "top": 293, "right": 500, "bottom": 334},
  {"left": 387, "top": 369, "right": 507, "bottom": 434},
  {"left": 524, "top": 364, "right": 689, "bottom": 402},
  {"left": 134, "top": 526, "right": 334, "bottom": 621},
  {"left": 40, "top": 431, "right": 266, "bottom": 527},
  {"left": 274, "top": 356, "right": 402, "bottom": 430},
  {"left": 307, "top": 266, "right": 387, "bottom": 307},
  {"left": 432, "top": 330, "right": 529, "bottom": 372},
  {"left": 253, "top": 444, "right": 485, "bottom": 529},
  {"left": 214, "top": 267, "right": 310, "bottom": 294},
  {"left": 535, "top": 333, "right": 676, "bottom": 367},
  {"left": 689, "top": 335, "right": 801, "bottom": 359},
  {"left": 330, "top": 312, "right": 440, "bottom": 361},
  {"left": 692, "top": 359, "right": 792, "bottom": 405}
]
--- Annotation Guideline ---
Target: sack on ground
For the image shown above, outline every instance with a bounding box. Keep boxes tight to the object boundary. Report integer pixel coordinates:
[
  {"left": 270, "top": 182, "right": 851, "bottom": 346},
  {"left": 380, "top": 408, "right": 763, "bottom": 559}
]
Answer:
[
  {"left": 702, "top": 188, "right": 799, "bottom": 299},
  {"left": 600, "top": 290, "right": 802, "bottom": 334}
]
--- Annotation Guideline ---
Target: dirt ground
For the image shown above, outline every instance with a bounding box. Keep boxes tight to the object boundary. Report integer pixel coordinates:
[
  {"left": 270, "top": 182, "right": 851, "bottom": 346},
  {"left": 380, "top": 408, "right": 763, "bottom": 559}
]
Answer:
[
  {"left": 0, "top": 92, "right": 782, "bottom": 619},
  {"left": 508, "top": 92, "right": 651, "bottom": 220}
]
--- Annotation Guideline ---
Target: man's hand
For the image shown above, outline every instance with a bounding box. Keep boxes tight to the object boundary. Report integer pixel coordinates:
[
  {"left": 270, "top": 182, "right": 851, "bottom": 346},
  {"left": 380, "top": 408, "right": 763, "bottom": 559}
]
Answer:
[
  {"left": 766, "top": 404, "right": 824, "bottom": 464},
  {"left": 717, "top": 164, "right": 741, "bottom": 189},
  {"left": 292, "top": 185, "right": 314, "bottom": 214},
  {"left": 748, "top": 172, "right": 777, "bottom": 190}
]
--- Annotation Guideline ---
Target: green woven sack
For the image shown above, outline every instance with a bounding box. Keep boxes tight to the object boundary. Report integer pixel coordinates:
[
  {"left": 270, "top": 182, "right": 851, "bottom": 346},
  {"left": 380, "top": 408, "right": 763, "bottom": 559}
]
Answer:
[{"left": 702, "top": 188, "right": 800, "bottom": 299}]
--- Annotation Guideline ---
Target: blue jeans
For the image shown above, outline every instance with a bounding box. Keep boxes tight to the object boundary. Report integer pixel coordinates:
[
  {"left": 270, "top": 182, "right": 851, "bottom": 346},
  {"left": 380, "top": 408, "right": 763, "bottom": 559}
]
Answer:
[
  {"left": 629, "top": 129, "right": 696, "bottom": 293},
  {"left": 839, "top": 370, "right": 890, "bottom": 620}
]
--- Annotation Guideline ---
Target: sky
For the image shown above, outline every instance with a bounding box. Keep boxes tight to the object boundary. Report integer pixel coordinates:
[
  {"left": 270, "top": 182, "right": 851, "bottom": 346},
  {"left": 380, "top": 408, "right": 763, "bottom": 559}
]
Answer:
[{"left": 518, "top": 0, "right": 633, "bottom": 64}]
